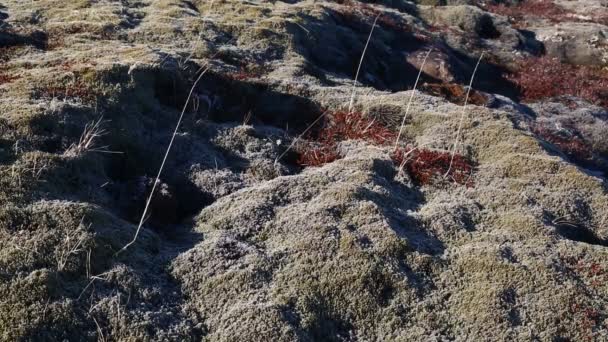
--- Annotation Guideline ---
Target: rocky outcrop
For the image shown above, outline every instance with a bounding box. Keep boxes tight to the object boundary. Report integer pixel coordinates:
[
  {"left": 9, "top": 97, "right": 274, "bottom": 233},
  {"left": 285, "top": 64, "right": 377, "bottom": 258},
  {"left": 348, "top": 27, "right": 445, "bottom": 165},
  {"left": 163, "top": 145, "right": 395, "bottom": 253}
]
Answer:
[{"left": 533, "top": 22, "right": 608, "bottom": 66}]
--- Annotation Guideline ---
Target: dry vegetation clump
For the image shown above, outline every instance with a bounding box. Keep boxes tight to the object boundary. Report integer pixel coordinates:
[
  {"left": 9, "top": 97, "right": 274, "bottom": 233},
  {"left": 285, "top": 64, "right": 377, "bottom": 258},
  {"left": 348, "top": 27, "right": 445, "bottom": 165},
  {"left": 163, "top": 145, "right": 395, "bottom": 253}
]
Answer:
[
  {"left": 45, "top": 23, "right": 118, "bottom": 50},
  {"left": 391, "top": 147, "right": 474, "bottom": 186},
  {"left": 508, "top": 56, "right": 608, "bottom": 107},
  {"left": 532, "top": 123, "right": 593, "bottom": 162},
  {"left": 64, "top": 118, "right": 108, "bottom": 157}
]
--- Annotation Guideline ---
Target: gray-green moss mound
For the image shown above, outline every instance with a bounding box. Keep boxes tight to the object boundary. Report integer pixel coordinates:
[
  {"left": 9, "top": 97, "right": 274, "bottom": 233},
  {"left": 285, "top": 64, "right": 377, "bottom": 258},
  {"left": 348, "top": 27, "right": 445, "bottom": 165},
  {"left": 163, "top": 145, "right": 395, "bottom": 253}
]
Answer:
[{"left": 1, "top": 0, "right": 608, "bottom": 341}]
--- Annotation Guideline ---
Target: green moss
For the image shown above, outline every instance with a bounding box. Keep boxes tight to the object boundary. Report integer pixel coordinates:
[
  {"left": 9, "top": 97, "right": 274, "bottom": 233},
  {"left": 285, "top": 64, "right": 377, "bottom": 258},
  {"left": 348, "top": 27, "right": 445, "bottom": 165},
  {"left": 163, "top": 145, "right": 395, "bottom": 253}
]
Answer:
[
  {"left": 71, "top": 0, "right": 92, "bottom": 9},
  {"left": 0, "top": 268, "right": 88, "bottom": 340},
  {"left": 418, "top": 0, "right": 447, "bottom": 5},
  {"left": 406, "top": 112, "right": 448, "bottom": 139}
]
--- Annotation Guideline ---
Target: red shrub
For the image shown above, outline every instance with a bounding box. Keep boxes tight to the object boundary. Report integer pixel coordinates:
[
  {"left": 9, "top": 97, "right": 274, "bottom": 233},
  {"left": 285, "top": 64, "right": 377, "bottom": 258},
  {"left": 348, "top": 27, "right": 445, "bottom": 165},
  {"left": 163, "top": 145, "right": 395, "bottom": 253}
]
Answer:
[
  {"left": 570, "top": 300, "right": 602, "bottom": 341},
  {"left": 227, "top": 68, "right": 264, "bottom": 81},
  {"left": 296, "top": 111, "right": 474, "bottom": 186},
  {"left": 34, "top": 81, "right": 99, "bottom": 103},
  {"left": 0, "top": 46, "right": 20, "bottom": 62},
  {"left": 332, "top": 0, "right": 416, "bottom": 34},
  {"left": 482, "top": 0, "right": 571, "bottom": 26},
  {"left": 392, "top": 147, "right": 474, "bottom": 186},
  {"left": 228, "top": 70, "right": 258, "bottom": 81},
  {"left": 508, "top": 56, "right": 608, "bottom": 107},
  {"left": 297, "top": 144, "right": 340, "bottom": 167},
  {"left": 225, "top": 62, "right": 269, "bottom": 81},
  {"left": 561, "top": 256, "right": 606, "bottom": 340},
  {"left": 321, "top": 110, "right": 396, "bottom": 145},
  {"left": 532, "top": 124, "right": 592, "bottom": 162},
  {"left": 297, "top": 111, "right": 473, "bottom": 186},
  {"left": 427, "top": 23, "right": 459, "bottom": 35},
  {"left": 0, "top": 72, "right": 19, "bottom": 86},
  {"left": 483, "top": 0, "right": 608, "bottom": 27},
  {"left": 296, "top": 111, "right": 396, "bottom": 166},
  {"left": 562, "top": 256, "right": 607, "bottom": 283}
]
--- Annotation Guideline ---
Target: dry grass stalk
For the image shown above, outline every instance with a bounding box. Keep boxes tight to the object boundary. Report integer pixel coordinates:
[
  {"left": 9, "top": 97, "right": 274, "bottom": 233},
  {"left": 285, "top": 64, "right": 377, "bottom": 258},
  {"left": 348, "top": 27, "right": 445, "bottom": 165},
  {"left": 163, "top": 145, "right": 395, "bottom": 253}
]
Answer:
[
  {"left": 444, "top": 52, "right": 484, "bottom": 178},
  {"left": 242, "top": 110, "right": 253, "bottom": 126},
  {"left": 394, "top": 48, "right": 433, "bottom": 151},
  {"left": 348, "top": 13, "right": 380, "bottom": 114},
  {"left": 56, "top": 217, "right": 89, "bottom": 272},
  {"left": 91, "top": 315, "right": 106, "bottom": 342}
]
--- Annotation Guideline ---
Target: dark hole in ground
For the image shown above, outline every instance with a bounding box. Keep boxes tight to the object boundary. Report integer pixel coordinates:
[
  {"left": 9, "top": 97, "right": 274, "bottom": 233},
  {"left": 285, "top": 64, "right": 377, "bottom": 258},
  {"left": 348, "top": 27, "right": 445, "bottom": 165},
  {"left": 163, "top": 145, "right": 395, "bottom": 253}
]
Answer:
[
  {"left": 99, "top": 124, "right": 214, "bottom": 226},
  {"left": 104, "top": 144, "right": 151, "bottom": 182},
  {"left": 154, "top": 70, "right": 190, "bottom": 110},
  {"left": 277, "top": 147, "right": 303, "bottom": 171},
  {"left": 543, "top": 210, "right": 605, "bottom": 246},
  {"left": 39, "top": 137, "right": 63, "bottom": 154},
  {"left": 555, "top": 224, "right": 607, "bottom": 247},
  {"left": 172, "top": 177, "right": 215, "bottom": 219},
  {"left": 287, "top": 7, "right": 524, "bottom": 101},
  {"left": 476, "top": 15, "right": 501, "bottom": 39},
  {"left": 444, "top": 46, "right": 521, "bottom": 99},
  {"left": 104, "top": 147, "right": 215, "bottom": 230},
  {"left": 181, "top": 1, "right": 199, "bottom": 13},
  {"left": 0, "top": 28, "right": 47, "bottom": 50},
  {"left": 114, "top": 175, "right": 214, "bottom": 230},
  {"left": 305, "top": 298, "right": 356, "bottom": 342},
  {"left": 0, "top": 139, "right": 16, "bottom": 164},
  {"left": 516, "top": 29, "right": 546, "bottom": 56},
  {"left": 289, "top": 10, "right": 428, "bottom": 92},
  {"left": 188, "top": 72, "right": 323, "bottom": 131},
  {"left": 98, "top": 64, "right": 317, "bottom": 226},
  {"left": 142, "top": 60, "right": 323, "bottom": 132}
]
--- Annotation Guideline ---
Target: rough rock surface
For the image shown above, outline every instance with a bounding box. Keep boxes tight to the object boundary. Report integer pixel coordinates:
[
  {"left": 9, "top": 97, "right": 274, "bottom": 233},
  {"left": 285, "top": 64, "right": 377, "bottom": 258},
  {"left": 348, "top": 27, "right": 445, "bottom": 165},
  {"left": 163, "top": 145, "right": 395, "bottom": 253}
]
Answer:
[
  {"left": 532, "top": 22, "right": 608, "bottom": 65},
  {"left": 1, "top": 0, "right": 608, "bottom": 341}
]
